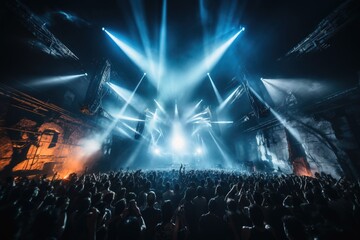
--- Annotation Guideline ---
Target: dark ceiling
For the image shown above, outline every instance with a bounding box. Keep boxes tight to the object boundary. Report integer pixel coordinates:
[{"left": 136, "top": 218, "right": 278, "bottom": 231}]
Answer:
[{"left": 1, "top": 0, "right": 360, "bottom": 118}]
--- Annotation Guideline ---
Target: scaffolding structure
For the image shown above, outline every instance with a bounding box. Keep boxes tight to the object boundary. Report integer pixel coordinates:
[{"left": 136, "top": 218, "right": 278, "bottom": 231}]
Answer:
[
  {"left": 285, "top": 0, "right": 360, "bottom": 57},
  {"left": 6, "top": 0, "right": 79, "bottom": 60},
  {"left": 82, "top": 60, "right": 111, "bottom": 115}
]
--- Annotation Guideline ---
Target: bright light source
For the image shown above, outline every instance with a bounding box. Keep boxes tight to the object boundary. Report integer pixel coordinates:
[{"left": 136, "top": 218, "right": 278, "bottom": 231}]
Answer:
[
  {"left": 102, "top": 27, "right": 105, "bottom": 31},
  {"left": 171, "top": 121, "right": 187, "bottom": 152},
  {"left": 260, "top": 77, "right": 263, "bottom": 81},
  {"left": 79, "top": 138, "right": 101, "bottom": 156},
  {"left": 172, "top": 134, "right": 186, "bottom": 151},
  {"left": 28, "top": 74, "right": 86, "bottom": 86},
  {"left": 207, "top": 73, "right": 223, "bottom": 104},
  {"left": 203, "top": 29, "right": 242, "bottom": 69},
  {"left": 175, "top": 28, "right": 244, "bottom": 94},
  {"left": 211, "top": 121, "right": 233, "bottom": 124},
  {"left": 207, "top": 72, "right": 210, "bottom": 75},
  {"left": 104, "top": 30, "right": 158, "bottom": 85},
  {"left": 152, "top": 147, "right": 161, "bottom": 155},
  {"left": 217, "top": 86, "right": 240, "bottom": 112},
  {"left": 242, "top": 27, "right": 245, "bottom": 31},
  {"left": 195, "top": 147, "right": 203, "bottom": 155},
  {"left": 85, "top": 73, "right": 88, "bottom": 76},
  {"left": 107, "top": 81, "right": 146, "bottom": 113},
  {"left": 144, "top": 72, "right": 147, "bottom": 75}
]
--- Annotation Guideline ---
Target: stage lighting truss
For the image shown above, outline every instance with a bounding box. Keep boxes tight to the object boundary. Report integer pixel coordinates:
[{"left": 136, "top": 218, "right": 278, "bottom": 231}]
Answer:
[
  {"left": 285, "top": 0, "right": 360, "bottom": 57},
  {"left": 7, "top": 0, "right": 79, "bottom": 60},
  {"left": 83, "top": 60, "right": 111, "bottom": 115}
]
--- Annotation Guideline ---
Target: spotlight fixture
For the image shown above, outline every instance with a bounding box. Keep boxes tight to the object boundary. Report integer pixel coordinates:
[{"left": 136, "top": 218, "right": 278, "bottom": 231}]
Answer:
[
  {"left": 102, "top": 27, "right": 105, "bottom": 31},
  {"left": 85, "top": 73, "right": 88, "bottom": 76}
]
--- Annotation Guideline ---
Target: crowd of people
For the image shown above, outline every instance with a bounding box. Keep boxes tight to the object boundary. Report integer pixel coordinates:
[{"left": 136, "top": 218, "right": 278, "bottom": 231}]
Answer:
[{"left": 1, "top": 165, "right": 360, "bottom": 240}]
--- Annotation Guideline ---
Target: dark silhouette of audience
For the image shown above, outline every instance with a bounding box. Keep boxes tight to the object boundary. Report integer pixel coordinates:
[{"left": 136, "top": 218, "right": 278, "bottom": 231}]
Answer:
[{"left": 0, "top": 168, "right": 360, "bottom": 240}]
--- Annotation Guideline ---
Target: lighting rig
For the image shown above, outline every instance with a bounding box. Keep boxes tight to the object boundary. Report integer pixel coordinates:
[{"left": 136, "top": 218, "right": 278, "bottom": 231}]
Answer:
[
  {"left": 6, "top": 0, "right": 79, "bottom": 60},
  {"left": 284, "top": 0, "right": 360, "bottom": 57}
]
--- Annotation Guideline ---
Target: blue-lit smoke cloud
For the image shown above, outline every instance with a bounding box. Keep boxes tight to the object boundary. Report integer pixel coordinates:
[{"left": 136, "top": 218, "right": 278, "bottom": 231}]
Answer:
[{"left": 45, "top": 11, "right": 91, "bottom": 28}]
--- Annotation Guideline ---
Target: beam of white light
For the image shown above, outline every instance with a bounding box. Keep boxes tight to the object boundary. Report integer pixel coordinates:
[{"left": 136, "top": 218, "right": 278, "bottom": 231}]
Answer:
[
  {"left": 175, "top": 102, "right": 179, "bottom": 118},
  {"left": 261, "top": 79, "right": 284, "bottom": 104},
  {"left": 192, "top": 116, "right": 211, "bottom": 127},
  {"left": 208, "top": 131, "right": 228, "bottom": 162},
  {"left": 207, "top": 73, "right": 223, "bottom": 104},
  {"left": 190, "top": 117, "right": 210, "bottom": 122},
  {"left": 194, "top": 121, "right": 211, "bottom": 127},
  {"left": 116, "top": 115, "right": 145, "bottom": 122},
  {"left": 199, "top": 0, "right": 210, "bottom": 59},
  {"left": 171, "top": 122, "right": 187, "bottom": 152},
  {"left": 211, "top": 121, "right": 233, "bottom": 124},
  {"left": 146, "top": 109, "right": 158, "bottom": 129},
  {"left": 107, "top": 82, "right": 145, "bottom": 112},
  {"left": 28, "top": 74, "right": 86, "bottom": 86},
  {"left": 100, "top": 73, "right": 146, "bottom": 142},
  {"left": 184, "top": 99, "right": 203, "bottom": 119},
  {"left": 154, "top": 99, "right": 167, "bottom": 115},
  {"left": 157, "top": 0, "right": 167, "bottom": 91},
  {"left": 107, "top": 82, "right": 127, "bottom": 100},
  {"left": 184, "top": 99, "right": 203, "bottom": 120},
  {"left": 194, "top": 99, "right": 203, "bottom": 109},
  {"left": 203, "top": 28, "right": 243, "bottom": 71},
  {"left": 117, "top": 126, "right": 132, "bottom": 138},
  {"left": 147, "top": 109, "right": 162, "bottom": 145},
  {"left": 153, "top": 128, "right": 163, "bottom": 145},
  {"left": 201, "top": 137, "right": 206, "bottom": 152},
  {"left": 105, "top": 30, "right": 156, "bottom": 77},
  {"left": 270, "top": 109, "right": 302, "bottom": 142},
  {"left": 147, "top": 110, "right": 155, "bottom": 117},
  {"left": 187, "top": 110, "right": 208, "bottom": 123},
  {"left": 191, "top": 127, "right": 201, "bottom": 136},
  {"left": 262, "top": 78, "right": 328, "bottom": 96},
  {"left": 118, "top": 73, "right": 146, "bottom": 116},
  {"left": 172, "top": 28, "right": 244, "bottom": 96},
  {"left": 129, "top": 0, "right": 157, "bottom": 82},
  {"left": 122, "top": 122, "right": 141, "bottom": 135},
  {"left": 247, "top": 84, "right": 270, "bottom": 109},
  {"left": 123, "top": 138, "right": 147, "bottom": 168},
  {"left": 121, "top": 122, "right": 150, "bottom": 142},
  {"left": 191, "top": 119, "right": 211, "bottom": 136},
  {"left": 215, "top": 2, "right": 240, "bottom": 38},
  {"left": 217, "top": 86, "right": 240, "bottom": 112},
  {"left": 230, "top": 86, "right": 245, "bottom": 104},
  {"left": 208, "top": 130, "right": 232, "bottom": 167},
  {"left": 249, "top": 84, "right": 302, "bottom": 143}
]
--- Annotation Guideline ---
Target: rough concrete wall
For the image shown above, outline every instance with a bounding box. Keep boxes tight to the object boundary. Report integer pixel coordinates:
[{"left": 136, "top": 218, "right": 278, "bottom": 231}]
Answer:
[
  {"left": 235, "top": 134, "right": 259, "bottom": 163},
  {"left": 0, "top": 133, "right": 12, "bottom": 171},
  {"left": 296, "top": 117, "right": 344, "bottom": 178},
  {"left": 261, "top": 126, "right": 292, "bottom": 173},
  {"left": 258, "top": 116, "right": 345, "bottom": 178},
  {"left": 0, "top": 117, "right": 102, "bottom": 178}
]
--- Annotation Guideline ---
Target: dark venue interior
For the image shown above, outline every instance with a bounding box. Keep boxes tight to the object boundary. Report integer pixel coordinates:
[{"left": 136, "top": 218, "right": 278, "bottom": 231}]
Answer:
[{"left": 1, "top": 0, "right": 360, "bottom": 239}]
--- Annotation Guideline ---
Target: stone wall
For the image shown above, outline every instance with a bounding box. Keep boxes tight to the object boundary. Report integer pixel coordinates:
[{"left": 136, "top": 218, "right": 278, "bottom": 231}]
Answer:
[{"left": 237, "top": 115, "right": 353, "bottom": 178}]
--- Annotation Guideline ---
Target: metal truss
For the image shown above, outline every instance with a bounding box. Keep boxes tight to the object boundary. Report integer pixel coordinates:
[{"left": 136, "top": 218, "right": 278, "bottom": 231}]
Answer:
[
  {"left": 285, "top": 0, "right": 360, "bottom": 57},
  {"left": 7, "top": 0, "right": 79, "bottom": 60}
]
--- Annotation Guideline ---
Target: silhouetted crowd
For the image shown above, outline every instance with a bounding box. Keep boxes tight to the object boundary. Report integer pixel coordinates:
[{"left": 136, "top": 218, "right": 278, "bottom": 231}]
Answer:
[{"left": 1, "top": 165, "right": 360, "bottom": 240}]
